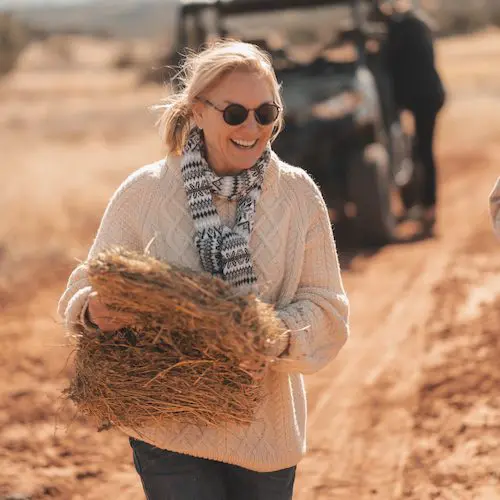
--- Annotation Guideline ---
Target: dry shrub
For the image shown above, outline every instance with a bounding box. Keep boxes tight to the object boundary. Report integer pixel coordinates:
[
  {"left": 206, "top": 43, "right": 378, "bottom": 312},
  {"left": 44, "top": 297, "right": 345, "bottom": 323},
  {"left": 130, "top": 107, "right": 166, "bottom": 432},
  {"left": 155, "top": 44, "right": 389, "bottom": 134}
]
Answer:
[
  {"left": 430, "top": 2, "right": 500, "bottom": 37},
  {"left": 0, "top": 13, "right": 33, "bottom": 77},
  {"left": 65, "top": 248, "right": 287, "bottom": 430},
  {"left": 112, "top": 46, "right": 135, "bottom": 70}
]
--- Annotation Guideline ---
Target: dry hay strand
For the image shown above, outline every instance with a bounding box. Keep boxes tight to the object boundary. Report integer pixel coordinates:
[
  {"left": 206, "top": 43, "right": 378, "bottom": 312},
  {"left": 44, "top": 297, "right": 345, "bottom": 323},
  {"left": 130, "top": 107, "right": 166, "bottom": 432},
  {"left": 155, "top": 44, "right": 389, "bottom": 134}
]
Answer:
[{"left": 65, "top": 248, "right": 287, "bottom": 430}]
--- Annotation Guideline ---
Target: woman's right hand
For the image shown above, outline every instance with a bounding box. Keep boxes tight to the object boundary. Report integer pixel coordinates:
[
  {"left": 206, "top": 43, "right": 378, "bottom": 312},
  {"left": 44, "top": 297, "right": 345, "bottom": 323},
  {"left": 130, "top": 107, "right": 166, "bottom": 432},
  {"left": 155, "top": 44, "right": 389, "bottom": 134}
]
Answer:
[{"left": 87, "top": 291, "right": 135, "bottom": 332}]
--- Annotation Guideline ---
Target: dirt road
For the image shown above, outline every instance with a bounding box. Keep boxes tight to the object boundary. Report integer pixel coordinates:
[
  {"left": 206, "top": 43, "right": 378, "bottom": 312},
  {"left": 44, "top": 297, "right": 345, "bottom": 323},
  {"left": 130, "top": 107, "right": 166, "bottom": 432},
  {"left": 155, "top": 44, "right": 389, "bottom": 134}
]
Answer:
[{"left": 1, "top": 31, "right": 499, "bottom": 499}]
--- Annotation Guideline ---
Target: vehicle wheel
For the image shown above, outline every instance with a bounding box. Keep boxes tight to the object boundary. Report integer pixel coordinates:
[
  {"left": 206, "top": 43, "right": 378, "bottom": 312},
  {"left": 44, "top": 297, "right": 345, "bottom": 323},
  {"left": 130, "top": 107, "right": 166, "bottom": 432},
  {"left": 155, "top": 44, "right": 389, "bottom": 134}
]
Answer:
[{"left": 347, "top": 143, "right": 396, "bottom": 246}]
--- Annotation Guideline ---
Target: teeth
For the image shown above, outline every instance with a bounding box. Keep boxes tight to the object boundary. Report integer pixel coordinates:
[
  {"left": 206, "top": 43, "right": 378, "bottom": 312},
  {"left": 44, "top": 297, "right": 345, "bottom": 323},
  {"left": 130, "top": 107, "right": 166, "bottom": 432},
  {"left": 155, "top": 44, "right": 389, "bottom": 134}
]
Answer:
[{"left": 233, "top": 139, "right": 257, "bottom": 147}]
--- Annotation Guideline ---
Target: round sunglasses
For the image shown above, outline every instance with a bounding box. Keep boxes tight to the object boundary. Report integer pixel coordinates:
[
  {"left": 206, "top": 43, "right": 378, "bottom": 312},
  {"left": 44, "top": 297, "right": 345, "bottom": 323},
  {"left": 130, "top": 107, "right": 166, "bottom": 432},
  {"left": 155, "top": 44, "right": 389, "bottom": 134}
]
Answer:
[{"left": 197, "top": 97, "right": 281, "bottom": 126}]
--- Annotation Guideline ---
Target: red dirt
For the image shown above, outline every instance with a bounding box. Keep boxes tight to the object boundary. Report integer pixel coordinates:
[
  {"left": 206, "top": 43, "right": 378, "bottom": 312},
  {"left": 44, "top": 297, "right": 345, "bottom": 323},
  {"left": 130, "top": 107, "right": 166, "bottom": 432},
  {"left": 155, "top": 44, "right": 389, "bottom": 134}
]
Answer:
[{"left": 1, "top": 31, "right": 500, "bottom": 499}]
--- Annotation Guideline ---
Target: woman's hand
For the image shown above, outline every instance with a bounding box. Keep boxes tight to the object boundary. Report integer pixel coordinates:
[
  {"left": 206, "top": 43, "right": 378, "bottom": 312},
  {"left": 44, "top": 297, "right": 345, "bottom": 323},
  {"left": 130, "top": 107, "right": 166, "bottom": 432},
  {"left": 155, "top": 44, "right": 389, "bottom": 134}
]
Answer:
[
  {"left": 239, "top": 359, "right": 267, "bottom": 381},
  {"left": 87, "top": 291, "right": 135, "bottom": 332}
]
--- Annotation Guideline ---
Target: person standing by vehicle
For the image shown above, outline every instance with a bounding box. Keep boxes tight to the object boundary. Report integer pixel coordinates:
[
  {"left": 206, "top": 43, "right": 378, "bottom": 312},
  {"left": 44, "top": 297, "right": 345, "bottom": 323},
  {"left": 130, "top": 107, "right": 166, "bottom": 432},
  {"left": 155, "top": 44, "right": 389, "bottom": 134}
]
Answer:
[{"left": 375, "top": 0, "right": 446, "bottom": 232}]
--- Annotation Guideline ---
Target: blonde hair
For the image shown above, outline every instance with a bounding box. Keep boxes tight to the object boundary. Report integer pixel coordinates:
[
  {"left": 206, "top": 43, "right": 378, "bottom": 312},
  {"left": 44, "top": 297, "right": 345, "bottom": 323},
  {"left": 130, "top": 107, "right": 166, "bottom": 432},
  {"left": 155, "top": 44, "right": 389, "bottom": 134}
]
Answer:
[{"left": 157, "top": 39, "right": 284, "bottom": 155}]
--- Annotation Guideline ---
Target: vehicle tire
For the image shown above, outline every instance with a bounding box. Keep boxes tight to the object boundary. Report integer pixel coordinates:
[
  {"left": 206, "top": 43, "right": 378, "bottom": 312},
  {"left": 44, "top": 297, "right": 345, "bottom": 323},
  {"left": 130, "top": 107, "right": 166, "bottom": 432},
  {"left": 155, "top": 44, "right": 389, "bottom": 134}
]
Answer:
[{"left": 347, "top": 143, "right": 396, "bottom": 246}]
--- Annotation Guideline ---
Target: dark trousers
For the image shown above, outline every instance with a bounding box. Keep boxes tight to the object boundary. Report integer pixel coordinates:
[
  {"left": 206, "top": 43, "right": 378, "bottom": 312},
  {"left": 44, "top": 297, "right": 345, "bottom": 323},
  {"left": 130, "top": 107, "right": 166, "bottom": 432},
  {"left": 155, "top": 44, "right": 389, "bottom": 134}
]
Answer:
[
  {"left": 412, "top": 105, "right": 439, "bottom": 208},
  {"left": 130, "top": 438, "right": 296, "bottom": 500}
]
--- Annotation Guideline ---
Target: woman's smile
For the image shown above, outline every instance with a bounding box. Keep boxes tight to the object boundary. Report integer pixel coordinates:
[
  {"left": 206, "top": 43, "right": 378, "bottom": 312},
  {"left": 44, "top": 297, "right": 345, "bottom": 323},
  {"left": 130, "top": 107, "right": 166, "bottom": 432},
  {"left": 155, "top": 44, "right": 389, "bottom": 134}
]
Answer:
[{"left": 230, "top": 138, "right": 258, "bottom": 149}]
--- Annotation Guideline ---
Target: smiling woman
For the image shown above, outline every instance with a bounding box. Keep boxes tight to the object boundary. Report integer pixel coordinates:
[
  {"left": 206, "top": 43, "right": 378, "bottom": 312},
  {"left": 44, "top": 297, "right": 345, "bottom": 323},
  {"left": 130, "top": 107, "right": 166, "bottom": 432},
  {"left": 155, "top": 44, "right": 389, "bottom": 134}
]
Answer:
[
  {"left": 58, "top": 39, "right": 349, "bottom": 500},
  {"left": 158, "top": 40, "right": 285, "bottom": 175},
  {"left": 190, "top": 70, "right": 279, "bottom": 175}
]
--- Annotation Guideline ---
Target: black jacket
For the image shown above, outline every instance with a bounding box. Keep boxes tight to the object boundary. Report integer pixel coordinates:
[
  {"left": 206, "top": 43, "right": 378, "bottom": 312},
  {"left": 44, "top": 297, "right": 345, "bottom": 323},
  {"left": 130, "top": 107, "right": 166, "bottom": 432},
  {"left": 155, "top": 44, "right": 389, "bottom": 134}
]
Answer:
[{"left": 384, "top": 12, "right": 446, "bottom": 112}]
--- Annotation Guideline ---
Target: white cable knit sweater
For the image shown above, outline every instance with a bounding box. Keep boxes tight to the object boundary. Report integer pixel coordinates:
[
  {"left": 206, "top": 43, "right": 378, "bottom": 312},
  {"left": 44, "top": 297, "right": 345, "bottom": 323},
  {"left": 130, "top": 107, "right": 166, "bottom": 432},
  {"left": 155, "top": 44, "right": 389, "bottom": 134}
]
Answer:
[{"left": 58, "top": 152, "right": 349, "bottom": 472}]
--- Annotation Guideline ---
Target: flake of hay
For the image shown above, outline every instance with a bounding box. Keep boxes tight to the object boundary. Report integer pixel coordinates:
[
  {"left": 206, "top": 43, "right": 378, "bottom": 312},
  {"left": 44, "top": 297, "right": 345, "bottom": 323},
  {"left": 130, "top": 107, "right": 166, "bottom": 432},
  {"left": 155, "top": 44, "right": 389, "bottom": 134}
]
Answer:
[{"left": 65, "top": 248, "right": 287, "bottom": 430}]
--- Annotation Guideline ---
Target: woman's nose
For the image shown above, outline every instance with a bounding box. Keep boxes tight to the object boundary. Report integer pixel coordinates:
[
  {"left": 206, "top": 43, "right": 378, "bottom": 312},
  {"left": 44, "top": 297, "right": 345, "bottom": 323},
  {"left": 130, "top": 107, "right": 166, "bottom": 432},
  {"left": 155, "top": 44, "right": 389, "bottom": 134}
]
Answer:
[{"left": 243, "top": 112, "right": 260, "bottom": 131}]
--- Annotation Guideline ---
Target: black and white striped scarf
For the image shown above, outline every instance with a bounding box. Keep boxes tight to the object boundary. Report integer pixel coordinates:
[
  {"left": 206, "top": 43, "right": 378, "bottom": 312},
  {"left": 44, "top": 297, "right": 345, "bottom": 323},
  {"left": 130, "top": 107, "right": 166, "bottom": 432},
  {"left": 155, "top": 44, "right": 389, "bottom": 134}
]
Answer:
[{"left": 181, "top": 127, "right": 271, "bottom": 291}]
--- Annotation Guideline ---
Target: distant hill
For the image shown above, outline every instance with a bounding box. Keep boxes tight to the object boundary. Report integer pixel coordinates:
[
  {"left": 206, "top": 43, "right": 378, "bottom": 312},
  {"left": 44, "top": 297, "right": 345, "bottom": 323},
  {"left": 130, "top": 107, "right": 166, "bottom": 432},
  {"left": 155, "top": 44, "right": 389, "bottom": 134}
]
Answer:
[{"left": 8, "top": 0, "right": 178, "bottom": 39}]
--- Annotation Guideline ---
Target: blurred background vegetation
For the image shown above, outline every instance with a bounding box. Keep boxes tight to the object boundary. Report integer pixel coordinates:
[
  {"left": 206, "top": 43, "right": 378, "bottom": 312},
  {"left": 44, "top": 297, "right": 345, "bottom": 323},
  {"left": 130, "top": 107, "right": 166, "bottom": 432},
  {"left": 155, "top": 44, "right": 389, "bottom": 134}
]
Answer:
[{"left": 2, "top": 0, "right": 500, "bottom": 82}]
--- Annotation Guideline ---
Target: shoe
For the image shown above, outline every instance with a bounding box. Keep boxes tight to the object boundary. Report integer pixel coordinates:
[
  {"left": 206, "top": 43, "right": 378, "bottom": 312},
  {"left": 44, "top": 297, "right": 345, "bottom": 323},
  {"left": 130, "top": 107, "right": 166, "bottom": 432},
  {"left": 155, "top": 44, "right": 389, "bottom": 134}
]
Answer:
[
  {"left": 421, "top": 206, "right": 436, "bottom": 235},
  {"left": 406, "top": 205, "right": 425, "bottom": 222},
  {"left": 404, "top": 204, "right": 436, "bottom": 236}
]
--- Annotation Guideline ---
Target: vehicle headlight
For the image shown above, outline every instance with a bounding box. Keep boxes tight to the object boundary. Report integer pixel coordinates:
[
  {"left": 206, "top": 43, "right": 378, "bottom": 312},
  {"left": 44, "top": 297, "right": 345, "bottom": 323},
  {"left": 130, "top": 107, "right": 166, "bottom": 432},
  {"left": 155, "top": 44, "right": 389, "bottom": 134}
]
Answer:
[{"left": 311, "top": 91, "right": 361, "bottom": 120}]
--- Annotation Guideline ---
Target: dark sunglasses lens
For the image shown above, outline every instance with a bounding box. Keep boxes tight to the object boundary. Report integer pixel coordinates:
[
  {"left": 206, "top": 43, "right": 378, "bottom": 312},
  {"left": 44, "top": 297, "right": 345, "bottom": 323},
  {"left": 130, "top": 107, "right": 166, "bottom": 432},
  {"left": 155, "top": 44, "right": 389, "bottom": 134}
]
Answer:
[
  {"left": 255, "top": 104, "right": 279, "bottom": 125},
  {"left": 223, "top": 104, "right": 248, "bottom": 126}
]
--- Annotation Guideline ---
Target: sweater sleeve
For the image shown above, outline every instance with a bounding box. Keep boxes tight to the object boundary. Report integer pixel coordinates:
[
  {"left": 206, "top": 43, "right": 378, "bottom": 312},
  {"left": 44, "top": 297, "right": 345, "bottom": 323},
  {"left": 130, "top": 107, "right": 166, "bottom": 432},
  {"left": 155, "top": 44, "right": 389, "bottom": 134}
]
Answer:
[
  {"left": 57, "top": 166, "right": 158, "bottom": 337},
  {"left": 272, "top": 176, "right": 349, "bottom": 375},
  {"left": 489, "top": 177, "right": 500, "bottom": 239}
]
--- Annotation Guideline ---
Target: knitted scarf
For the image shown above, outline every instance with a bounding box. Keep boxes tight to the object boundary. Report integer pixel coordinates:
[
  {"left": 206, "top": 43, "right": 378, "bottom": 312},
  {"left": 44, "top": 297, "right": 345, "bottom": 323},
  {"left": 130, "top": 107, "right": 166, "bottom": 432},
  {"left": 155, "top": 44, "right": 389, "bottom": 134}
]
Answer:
[{"left": 181, "top": 127, "right": 271, "bottom": 291}]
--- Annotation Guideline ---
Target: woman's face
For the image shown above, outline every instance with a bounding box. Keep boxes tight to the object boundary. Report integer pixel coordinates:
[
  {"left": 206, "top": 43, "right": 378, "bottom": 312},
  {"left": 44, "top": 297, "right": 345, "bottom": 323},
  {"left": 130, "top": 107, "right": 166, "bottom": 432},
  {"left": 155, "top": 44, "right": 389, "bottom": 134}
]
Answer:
[{"left": 193, "top": 70, "right": 277, "bottom": 176}]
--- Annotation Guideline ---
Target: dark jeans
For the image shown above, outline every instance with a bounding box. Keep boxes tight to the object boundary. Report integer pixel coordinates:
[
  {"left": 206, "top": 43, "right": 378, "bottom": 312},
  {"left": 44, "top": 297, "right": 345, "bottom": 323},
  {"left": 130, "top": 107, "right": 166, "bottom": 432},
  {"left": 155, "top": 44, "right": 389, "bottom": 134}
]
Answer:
[
  {"left": 412, "top": 106, "right": 439, "bottom": 208},
  {"left": 130, "top": 438, "right": 296, "bottom": 500}
]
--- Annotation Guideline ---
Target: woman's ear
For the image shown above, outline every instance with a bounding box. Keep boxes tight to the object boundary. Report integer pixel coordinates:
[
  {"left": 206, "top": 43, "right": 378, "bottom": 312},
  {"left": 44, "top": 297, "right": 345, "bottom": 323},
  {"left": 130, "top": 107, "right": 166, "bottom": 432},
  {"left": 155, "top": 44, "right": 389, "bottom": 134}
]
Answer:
[{"left": 191, "top": 100, "right": 205, "bottom": 130}]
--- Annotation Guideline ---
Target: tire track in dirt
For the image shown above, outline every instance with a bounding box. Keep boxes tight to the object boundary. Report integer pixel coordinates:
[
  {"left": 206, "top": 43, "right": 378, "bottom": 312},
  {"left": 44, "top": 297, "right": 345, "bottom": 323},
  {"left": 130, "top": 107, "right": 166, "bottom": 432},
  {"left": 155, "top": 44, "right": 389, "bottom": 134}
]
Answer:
[
  {"left": 401, "top": 224, "right": 500, "bottom": 499},
  {"left": 294, "top": 156, "right": 497, "bottom": 499}
]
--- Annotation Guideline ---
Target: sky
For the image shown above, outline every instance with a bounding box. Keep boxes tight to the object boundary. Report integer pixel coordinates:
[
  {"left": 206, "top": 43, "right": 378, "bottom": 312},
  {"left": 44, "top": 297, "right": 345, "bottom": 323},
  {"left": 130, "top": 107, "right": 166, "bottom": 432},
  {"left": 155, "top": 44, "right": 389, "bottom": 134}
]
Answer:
[
  {"left": 0, "top": 0, "right": 170, "bottom": 7},
  {"left": 0, "top": 0, "right": 90, "bottom": 6},
  {"left": 0, "top": 0, "right": 136, "bottom": 7}
]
